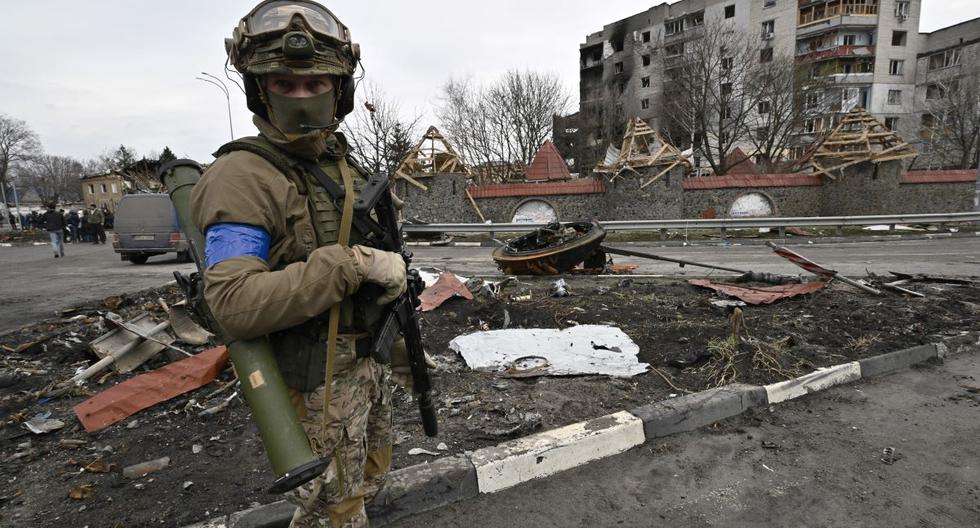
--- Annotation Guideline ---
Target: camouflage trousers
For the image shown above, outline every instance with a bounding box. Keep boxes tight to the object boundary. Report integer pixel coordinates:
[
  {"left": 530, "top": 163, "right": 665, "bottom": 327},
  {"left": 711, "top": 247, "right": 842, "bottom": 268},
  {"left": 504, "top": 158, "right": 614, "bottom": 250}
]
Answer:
[{"left": 286, "top": 338, "right": 393, "bottom": 528}]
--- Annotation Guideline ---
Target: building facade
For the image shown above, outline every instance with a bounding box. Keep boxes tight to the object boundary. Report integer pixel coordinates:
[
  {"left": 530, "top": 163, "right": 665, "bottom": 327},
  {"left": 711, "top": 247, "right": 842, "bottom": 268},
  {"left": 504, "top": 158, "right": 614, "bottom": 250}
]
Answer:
[
  {"left": 565, "top": 0, "right": 978, "bottom": 173},
  {"left": 80, "top": 173, "right": 127, "bottom": 212},
  {"left": 912, "top": 16, "right": 980, "bottom": 169}
]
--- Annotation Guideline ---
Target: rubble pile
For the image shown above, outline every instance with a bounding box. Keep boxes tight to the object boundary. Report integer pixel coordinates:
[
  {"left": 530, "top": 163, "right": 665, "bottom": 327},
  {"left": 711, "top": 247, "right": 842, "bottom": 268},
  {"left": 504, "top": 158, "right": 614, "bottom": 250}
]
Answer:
[{"left": 1, "top": 269, "right": 978, "bottom": 527}]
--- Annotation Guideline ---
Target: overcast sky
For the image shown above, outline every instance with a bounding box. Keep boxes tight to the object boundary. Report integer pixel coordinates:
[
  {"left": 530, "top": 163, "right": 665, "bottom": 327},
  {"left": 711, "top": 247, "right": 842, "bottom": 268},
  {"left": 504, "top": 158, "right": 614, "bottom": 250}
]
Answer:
[{"left": 1, "top": 0, "right": 978, "bottom": 164}]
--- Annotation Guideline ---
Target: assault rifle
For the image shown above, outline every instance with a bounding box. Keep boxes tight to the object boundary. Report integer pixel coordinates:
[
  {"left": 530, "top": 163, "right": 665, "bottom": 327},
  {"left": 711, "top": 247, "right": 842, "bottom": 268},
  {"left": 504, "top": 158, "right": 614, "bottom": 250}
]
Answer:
[{"left": 300, "top": 162, "right": 438, "bottom": 436}]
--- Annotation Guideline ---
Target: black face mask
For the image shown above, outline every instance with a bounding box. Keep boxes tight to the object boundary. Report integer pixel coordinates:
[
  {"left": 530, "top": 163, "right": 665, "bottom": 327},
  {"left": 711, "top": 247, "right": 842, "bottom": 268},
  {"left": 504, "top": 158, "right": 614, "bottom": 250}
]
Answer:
[{"left": 266, "top": 88, "right": 337, "bottom": 138}]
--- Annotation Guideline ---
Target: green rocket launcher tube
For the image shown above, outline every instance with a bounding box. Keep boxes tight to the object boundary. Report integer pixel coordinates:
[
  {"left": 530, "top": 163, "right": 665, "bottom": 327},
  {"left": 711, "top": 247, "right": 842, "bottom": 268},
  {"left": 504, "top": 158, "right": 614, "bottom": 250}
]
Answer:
[{"left": 158, "top": 159, "right": 329, "bottom": 494}]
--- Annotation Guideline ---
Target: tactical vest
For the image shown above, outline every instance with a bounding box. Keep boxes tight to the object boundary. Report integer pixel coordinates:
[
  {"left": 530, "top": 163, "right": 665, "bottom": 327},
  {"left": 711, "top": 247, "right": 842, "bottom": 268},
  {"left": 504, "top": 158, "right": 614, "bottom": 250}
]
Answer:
[{"left": 214, "top": 136, "right": 386, "bottom": 391}]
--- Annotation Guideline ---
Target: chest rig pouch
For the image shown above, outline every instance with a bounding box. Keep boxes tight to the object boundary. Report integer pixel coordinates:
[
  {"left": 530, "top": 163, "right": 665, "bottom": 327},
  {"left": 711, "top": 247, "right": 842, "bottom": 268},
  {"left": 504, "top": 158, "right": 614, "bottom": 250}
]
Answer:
[{"left": 214, "top": 136, "right": 389, "bottom": 392}]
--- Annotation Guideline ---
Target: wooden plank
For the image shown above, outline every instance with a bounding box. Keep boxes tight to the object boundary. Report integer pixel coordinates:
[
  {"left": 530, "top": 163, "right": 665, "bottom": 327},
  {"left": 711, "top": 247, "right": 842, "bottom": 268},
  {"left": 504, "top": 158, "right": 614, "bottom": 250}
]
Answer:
[
  {"left": 640, "top": 160, "right": 682, "bottom": 189},
  {"left": 394, "top": 170, "right": 430, "bottom": 191},
  {"left": 465, "top": 188, "right": 486, "bottom": 223}
]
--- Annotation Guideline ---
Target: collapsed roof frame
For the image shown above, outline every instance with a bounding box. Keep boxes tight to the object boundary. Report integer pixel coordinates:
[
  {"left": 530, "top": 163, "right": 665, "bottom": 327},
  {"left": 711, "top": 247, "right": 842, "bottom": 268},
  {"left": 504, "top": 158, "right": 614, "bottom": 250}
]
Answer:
[
  {"left": 593, "top": 117, "right": 691, "bottom": 188},
  {"left": 393, "top": 126, "right": 471, "bottom": 191},
  {"left": 808, "top": 107, "right": 917, "bottom": 179}
]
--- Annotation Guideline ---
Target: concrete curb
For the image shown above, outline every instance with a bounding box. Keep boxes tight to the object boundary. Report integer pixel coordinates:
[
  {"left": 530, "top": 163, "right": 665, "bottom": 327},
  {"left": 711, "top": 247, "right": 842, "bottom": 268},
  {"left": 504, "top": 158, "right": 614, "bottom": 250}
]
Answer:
[
  {"left": 192, "top": 334, "right": 979, "bottom": 528},
  {"left": 631, "top": 382, "right": 766, "bottom": 439}
]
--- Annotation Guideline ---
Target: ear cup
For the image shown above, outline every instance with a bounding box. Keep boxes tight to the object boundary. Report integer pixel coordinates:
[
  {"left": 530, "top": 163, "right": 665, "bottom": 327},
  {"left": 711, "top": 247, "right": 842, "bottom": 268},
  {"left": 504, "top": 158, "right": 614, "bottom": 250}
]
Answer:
[
  {"left": 244, "top": 75, "right": 270, "bottom": 121},
  {"left": 337, "top": 75, "right": 356, "bottom": 119}
]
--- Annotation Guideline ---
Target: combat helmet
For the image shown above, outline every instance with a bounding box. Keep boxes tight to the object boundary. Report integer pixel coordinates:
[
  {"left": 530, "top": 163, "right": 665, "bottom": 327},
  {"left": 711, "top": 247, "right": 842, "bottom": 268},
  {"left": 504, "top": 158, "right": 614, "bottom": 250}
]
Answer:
[{"left": 226, "top": 0, "right": 360, "bottom": 122}]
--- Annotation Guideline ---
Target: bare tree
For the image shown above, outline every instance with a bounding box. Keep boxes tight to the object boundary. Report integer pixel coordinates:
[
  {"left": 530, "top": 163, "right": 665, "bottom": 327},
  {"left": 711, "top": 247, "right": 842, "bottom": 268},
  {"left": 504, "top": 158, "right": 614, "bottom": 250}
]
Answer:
[
  {"left": 662, "top": 22, "right": 763, "bottom": 175},
  {"left": 919, "top": 67, "right": 980, "bottom": 170},
  {"left": 18, "top": 154, "right": 84, "bottom": 204},
  {"left": 0, "top": 114, "right": 41, "bottom": 202},
  {"left": 342, "top": 82, "right": 422, "bottom": 175},
  {"left": 743, "top": 55, "right": 831, "bottom": 172},
  {"left": 437, "top": 70, "right": 570, "bottom": 179}
]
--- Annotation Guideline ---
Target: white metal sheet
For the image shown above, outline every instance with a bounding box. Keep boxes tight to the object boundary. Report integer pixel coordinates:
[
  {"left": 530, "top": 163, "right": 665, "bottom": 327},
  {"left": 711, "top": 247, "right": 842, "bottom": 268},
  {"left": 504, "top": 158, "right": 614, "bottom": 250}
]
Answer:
[{"left": 450, "top": 325, "right": 649, "bottom": 378}]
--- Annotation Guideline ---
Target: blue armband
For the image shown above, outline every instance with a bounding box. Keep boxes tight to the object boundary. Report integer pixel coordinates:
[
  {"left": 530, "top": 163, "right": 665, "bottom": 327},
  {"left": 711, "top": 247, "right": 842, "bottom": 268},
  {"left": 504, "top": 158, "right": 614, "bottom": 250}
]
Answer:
[{"left": 204, "top": 223, "right": 271, "bottom": 268}]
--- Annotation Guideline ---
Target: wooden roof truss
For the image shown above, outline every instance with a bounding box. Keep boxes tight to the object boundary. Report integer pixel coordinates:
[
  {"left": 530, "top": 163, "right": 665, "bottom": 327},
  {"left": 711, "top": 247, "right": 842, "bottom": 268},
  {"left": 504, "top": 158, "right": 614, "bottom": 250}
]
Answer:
[
  {"left": 593, "top": 118, "right": 690, "bottom": 188},
  {"left": 808, "top": 107, "right": 917, "bottom": 179},
  {"left": 393, "top": 126, "right": 471, "bottom": 191}
]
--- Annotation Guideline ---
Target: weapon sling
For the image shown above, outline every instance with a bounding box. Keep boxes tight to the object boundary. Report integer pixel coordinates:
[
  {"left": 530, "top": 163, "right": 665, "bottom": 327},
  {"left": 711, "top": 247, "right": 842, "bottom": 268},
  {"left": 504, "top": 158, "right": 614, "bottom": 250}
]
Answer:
[{"left": 315, "top": 158, "right": 356, "bottom": 494}]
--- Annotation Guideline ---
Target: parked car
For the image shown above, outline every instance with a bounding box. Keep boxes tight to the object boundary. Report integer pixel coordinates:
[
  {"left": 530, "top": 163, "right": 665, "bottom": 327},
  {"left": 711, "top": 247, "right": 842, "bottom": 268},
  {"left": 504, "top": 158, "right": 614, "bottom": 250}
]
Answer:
[{"left": 111, "top": 194, "right": 190, "bottom": 264}]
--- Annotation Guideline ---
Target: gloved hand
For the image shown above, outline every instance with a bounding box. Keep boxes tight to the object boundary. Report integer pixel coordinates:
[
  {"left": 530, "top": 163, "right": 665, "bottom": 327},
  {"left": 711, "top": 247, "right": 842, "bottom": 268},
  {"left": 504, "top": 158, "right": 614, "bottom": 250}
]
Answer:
[
  {"left": 390, "top": 338, "right": 437, "bottom": 392},
  {"left": 351, "top": 245, "right": 407, "bottom": 305}
]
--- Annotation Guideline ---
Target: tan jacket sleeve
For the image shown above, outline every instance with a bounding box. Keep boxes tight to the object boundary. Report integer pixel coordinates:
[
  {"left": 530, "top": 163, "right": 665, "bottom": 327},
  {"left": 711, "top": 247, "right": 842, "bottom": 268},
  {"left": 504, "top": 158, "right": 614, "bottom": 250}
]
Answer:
[{"left": 190, "top": 151, "right": 364, "bottom": 339}]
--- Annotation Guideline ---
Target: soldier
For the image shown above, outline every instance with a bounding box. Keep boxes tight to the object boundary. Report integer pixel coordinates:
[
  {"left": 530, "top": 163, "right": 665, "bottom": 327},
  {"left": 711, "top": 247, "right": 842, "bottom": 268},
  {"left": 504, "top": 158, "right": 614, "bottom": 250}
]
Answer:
[
  {"left": 190, "top": 2, "right": 407, "bottom": 526},
  {"left": 88, "top": 205, "right": 106, "bottom": 244}
]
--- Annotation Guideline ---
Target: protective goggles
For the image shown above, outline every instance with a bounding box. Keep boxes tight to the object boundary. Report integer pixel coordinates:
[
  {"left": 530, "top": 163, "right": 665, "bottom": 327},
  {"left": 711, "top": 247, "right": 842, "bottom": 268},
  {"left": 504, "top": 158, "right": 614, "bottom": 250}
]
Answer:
[{"left": 241, "top": 1, "right": 347, "bottom": 43}]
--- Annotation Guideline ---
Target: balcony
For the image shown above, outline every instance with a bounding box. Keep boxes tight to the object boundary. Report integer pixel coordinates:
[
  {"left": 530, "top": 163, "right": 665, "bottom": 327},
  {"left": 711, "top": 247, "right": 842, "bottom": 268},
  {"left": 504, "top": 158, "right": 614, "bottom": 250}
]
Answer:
[
  {"left": 798, "top": 44, "right": 875, "bottom": 61},
  {"left": 825, "top": 72, "right": 874, "bottom": 84},
  {"left": 797, "top": 14, "right": 878, "bottom": 37}
]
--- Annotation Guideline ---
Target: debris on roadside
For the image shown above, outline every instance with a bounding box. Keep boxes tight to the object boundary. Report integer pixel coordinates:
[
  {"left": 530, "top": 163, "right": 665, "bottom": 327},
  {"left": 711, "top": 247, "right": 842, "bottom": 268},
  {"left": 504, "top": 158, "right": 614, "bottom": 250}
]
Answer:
[
  {"left": 710, "top": 299, "right": 747, "bottom": 311},
  {"left": 105, "top": 312, "right": 191, "bottom": 358},
  {"left": 122, "top": 456, "right": 171, "bottom": 479},
  {"left": 24, "top": 412, "right": 66, "bottom": 434},
  {"left": 407, "top": 448, "right": 440, "bottom": 457},
  {"left": 160, "top": 298, "right": 213, "bottom": 345},
  {"left": 67, "top": 458, "right": 115, "bottom": 474},
  {"left": 73, "top": 346, "right": 229, "bottom": 433},
  {"left": 880, "top": 446, "right": 900, "bottom": 465},
  {"left": 785, "top": 226, "right": 816, "bottom": 237},
  {"left": 88, "top": 313, "right": 174, "bottom": 377},
  {"left": 767, "top": 241, "right": 881, "bottom": 295},
  {"left": 510, "top": 290, "right": 532, "bottom": 302},
  {"left": 689, "top": 279, "right": 826, "bottom": 305},
  {"left": 887, "top": 271, "right": 976, "bottom": 285},
  {"left": 68, "top": 484, "right": 96, "bottom": 500},
  {"left": 492, "top": 221, "right": 606, "bottom": 275},
  {"left": 419, "top": 271, "right": 474, "bottom": 312},
  {"left": 551, "top": 278, "right": 570, "bottom": 297},
  {"left": 478, "top": 411, "right": 543, "bottom": 438},
  {"left": 450, "top": 325, "right": 649, "bottom": 378}
]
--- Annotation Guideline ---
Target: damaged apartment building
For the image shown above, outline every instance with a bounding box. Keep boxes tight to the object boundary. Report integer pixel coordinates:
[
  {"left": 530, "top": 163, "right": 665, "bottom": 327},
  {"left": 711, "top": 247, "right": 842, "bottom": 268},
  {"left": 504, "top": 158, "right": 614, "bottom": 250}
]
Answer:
[{"left": 554, "top": 0, "right": 980, "bottom": 173}]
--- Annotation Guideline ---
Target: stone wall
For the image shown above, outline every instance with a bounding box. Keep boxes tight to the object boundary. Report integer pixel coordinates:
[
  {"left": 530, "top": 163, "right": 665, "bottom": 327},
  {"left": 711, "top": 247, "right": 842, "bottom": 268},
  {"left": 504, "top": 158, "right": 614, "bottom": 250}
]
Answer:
[{"left": 397, "top": 162, "right": 976, "bottom": 223}]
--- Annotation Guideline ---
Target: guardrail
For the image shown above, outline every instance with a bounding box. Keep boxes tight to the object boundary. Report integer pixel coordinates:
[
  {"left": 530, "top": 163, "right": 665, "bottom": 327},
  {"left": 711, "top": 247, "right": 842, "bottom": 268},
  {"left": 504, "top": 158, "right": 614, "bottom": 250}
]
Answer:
[{"left": 402, "top": 212, "right": 980, "bottom": 237}]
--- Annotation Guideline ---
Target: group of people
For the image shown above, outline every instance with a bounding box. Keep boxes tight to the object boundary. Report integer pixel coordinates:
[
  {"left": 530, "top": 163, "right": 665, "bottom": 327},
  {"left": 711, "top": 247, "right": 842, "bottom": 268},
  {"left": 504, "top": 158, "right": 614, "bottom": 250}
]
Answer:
[{"left": 34, "top": 205, "right": 109, "bottom": 258}]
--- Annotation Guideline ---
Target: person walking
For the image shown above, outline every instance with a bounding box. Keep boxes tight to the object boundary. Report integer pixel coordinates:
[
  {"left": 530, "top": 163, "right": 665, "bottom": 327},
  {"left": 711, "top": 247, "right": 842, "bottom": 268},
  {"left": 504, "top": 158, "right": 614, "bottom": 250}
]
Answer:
[{"left": 40, "top": 204, "right": 66, "bottom": 258}]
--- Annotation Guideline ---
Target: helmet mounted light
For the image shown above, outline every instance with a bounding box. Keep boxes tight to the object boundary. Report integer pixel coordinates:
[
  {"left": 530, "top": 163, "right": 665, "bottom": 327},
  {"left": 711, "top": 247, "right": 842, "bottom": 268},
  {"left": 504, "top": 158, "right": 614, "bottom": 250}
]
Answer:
[{"left": 282, "top": 31, "right": 315, "bottom": 60}]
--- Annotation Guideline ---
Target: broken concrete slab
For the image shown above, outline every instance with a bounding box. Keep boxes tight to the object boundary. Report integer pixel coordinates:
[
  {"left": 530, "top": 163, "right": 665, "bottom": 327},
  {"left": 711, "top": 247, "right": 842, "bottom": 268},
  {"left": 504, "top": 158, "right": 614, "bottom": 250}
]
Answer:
[{"left": 631, "top": 383, "right": 767, "bottom": 439}]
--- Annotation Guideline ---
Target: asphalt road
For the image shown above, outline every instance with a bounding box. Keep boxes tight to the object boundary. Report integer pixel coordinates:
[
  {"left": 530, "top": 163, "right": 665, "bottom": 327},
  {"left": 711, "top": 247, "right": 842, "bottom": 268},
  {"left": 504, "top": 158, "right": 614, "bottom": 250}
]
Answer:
[
  {"left": 415, "top": 235, "right": 980, "bottom": 279},
  {"left": 1, "top": 235, "right": 978, "bottom": 334},
  {"left": 0, "top": 239, "right": 196, "bottom": 334},
  {"left": 393, "top": 351, "right": 980, "bottom": 528}
]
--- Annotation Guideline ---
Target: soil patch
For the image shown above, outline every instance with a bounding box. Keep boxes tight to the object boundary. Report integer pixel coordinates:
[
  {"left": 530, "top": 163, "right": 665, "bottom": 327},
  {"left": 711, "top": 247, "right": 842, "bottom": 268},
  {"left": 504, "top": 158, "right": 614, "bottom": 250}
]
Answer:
[{"left": 1, "top": 276, "right": 978, "bottom": 527}]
